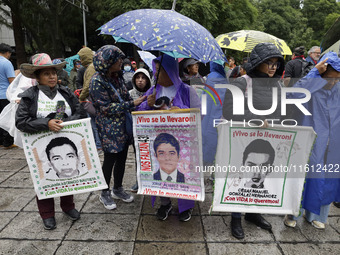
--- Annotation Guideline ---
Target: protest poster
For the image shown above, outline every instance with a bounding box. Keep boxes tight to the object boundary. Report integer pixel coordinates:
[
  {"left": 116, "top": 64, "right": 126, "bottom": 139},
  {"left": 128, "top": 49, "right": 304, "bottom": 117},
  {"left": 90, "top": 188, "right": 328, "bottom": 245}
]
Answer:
[
  {"left": 212, "top": 122, "right": 316, "bottom": 216},
  {"left": 21, "top": 118, "right": 107, "bottom": 199},
  {"left": 132, "top": 109, "right": 204, "bottom": 201}
]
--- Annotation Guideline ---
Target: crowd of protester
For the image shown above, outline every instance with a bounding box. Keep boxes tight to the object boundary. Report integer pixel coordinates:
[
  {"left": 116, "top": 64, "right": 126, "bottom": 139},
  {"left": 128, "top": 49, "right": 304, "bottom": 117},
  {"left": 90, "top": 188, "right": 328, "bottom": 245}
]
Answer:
[{"left": 0, "top": 41, "right": 339, "bottom": 237}]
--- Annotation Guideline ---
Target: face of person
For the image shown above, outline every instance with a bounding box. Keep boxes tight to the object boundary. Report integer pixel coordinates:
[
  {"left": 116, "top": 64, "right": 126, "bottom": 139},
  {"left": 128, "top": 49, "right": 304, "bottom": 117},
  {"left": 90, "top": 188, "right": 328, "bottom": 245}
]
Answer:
[
  {"left": 155, "top": 63, "right": 173, "bottom": 87},
  {"left": 75, "top": 62, "right": 81, "bottom": 70},
  {"left": 49, "top": 144, "right": 79, "bottom": 178},
  {"left": 244, "top": 152, "right": 271, "bottom": 188},
  {"left": 4, "top": 52, "right": 12, "bottom": 59},
  {"left": 134, "top": 73, "right": 148, "bottom": 90},
  {"left": 323, "top": 69, "right": 340, "bottom": 89},
  {"left": 108, "top": 57, "right": 123, "bottom": 75},
  {"left": 187, "top": 63, "right": 199, "bottom": 75},
  {"left": 257, "top": 57, "right": 279, "bottom": 77},
  {"left": 228, "top": 58, "right": 235, "bottom": 66},
  {"left": 131, "top": 63, "right": 137, "bottom": 69},
  {"left": 240, "top": 67, "right": 246, "bottom": 76},
  {"left": 36, "top": 68, "right": 58, "bottom": 88},
  {"left": 156, "top": 143, "right": 180, "bottom": 175},
  {"left": 310, "top": 48, "right": 321, "bottom": 61}
]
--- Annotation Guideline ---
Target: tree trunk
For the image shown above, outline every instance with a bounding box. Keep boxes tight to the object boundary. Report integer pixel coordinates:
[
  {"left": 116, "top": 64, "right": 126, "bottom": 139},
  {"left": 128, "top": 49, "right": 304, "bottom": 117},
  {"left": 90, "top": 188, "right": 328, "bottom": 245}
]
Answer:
[{"left": 11, "top": 10, "right": 26, "bottom": 67}]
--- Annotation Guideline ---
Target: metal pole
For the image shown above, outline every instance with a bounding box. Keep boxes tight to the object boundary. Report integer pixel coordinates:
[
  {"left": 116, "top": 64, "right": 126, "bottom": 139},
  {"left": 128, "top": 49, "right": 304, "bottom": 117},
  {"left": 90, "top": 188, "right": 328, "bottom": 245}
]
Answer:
[
  {"left": 82, "top": 0, "right": 87, "bottom": 46},
  {"left": 171, "top": 0, "right": 177, "bottom": 11}
]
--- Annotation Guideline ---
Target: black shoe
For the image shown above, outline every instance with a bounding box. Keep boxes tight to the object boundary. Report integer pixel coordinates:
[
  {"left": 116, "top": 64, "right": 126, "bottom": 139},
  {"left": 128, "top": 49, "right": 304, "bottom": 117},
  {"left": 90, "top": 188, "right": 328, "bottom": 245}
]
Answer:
[
  {"left": 179, "top": 208, "right": 193, "bottom": 222},
  {"left": 245, "top": 213, "right": 272, "bottom": 230},
  {"left": 333, "top": 202, "right": 340, "bottom": 208},
  {"left": 156, "top": 203, "right": 172, "bottom": 220},
  {"left": 63, "top": 209, "right": 80, "bottom": 221},
  {"left": 231, "top": 217, "right": 244, "bottom": 239},
  {"left": 43, "top": 217, "right": 56, "bottom": 230}
]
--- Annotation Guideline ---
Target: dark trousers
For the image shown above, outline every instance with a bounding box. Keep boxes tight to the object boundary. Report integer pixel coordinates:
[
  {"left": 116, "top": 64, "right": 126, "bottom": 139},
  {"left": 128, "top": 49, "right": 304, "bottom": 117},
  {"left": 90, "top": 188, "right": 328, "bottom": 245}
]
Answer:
[
  {"left": 0, "top": 99, "right": 13, "bottom": 146},
  {"left": 102, "top": 145, "right": 129, "bottom": 191},
  {"left": 36, "top": 195, "right": 75, "bottom": 219}
]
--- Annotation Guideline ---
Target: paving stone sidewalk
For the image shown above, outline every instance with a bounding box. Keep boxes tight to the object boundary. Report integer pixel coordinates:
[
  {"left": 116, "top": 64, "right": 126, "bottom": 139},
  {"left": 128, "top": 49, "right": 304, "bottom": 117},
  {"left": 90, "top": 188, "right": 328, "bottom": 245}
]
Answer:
[{"left": 0, "top": 146, "right": 339, "bottom": 255}]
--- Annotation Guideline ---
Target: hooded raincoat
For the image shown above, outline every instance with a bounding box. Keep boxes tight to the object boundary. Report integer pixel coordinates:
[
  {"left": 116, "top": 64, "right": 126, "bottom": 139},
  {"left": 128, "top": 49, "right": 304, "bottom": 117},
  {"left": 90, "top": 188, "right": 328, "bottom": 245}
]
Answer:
[
  {"left": 76, "top": 47, "right": 93, "bottom": 89},
  {"left": 129, "top": 68, "right": 152, "bottom": 100},
  {"left": 136, "top": 54, "right": 201, "bottom": 110},
  {"left": 289, "top": 52, "right": 340, "bottom": 214},
  {"left": 136, "top": 54, "right": 200, "bottom": 213},
  {"left": 202, "top": 62, "right": 228, "bottom": 165},
  {"left": 89, "top": 45, "right": 134, "bottom": 153}
]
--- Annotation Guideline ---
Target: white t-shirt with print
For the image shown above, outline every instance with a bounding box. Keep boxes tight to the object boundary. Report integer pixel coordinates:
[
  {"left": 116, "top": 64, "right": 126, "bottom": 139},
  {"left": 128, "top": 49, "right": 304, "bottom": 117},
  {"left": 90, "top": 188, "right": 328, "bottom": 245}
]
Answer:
[{"left": 37, "top": 90, "right": 72, "bottom": 118}]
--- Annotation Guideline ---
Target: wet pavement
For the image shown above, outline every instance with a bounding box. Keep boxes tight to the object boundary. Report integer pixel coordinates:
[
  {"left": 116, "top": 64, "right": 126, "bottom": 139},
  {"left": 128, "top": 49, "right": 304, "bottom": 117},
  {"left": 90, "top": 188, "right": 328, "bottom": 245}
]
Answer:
[{"left": 0, "top": 146, "right": 339, "bottom": 255}]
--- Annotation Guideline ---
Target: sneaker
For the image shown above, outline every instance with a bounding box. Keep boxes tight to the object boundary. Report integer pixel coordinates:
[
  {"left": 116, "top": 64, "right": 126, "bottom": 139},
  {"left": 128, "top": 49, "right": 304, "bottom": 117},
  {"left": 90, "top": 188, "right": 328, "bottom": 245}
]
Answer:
[
  {"left": 99, "top": 190, "right": 117, "bottom": 210},
  {"left": 284, "top": 215, "right": 297, "bottom": 228},
  {"left": 311, "top": 220, "right": 325, "bottom": 229},
  {"left": 130, "top": 182, "right": 138, "bottom": 193},
  {"left": 63, "top": 208, "right": 80, "bottom": 221},
  {"left": 112, "top": 187, "right": 134, "bottom": 203},
  {"left": 156, "top": 203, "right": 172, "bottom": 220},
  {"left": 179, "top": 208, "right": 193, "bottom": 222}
]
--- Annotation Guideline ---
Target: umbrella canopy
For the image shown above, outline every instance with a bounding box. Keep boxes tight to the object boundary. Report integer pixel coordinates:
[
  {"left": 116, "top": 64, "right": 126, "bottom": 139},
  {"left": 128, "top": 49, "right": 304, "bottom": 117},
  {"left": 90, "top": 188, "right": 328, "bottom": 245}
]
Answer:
[
  {"left": 216, "top": 30, "right": 292, "bottom": 55},
  {"left": 99, "top": 9, "right": 227, "bottom": 65}
]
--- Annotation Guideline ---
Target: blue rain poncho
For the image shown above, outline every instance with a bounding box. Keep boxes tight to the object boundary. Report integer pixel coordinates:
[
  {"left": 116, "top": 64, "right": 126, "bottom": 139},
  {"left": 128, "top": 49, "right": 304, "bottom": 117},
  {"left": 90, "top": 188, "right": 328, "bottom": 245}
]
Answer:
[{"left": 290, "top": 52, "right": 340, "bottom": 215}]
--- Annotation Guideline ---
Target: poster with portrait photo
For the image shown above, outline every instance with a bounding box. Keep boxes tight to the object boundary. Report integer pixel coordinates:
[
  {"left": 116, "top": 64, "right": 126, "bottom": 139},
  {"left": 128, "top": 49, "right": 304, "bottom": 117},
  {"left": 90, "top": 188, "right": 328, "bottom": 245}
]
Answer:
[
  {"left": 212, "top": 122, "right": 316, "bottom": 216},
  {"left": 21, "top": 118, "right": 107, "bottom": 200},
  {"left": 132, "top": 109, "right": 204, "bottom": 201}
]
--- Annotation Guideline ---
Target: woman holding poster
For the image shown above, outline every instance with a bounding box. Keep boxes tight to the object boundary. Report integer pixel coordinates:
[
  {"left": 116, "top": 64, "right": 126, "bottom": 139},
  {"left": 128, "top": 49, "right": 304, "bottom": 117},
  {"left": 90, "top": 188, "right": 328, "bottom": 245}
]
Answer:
[
  {"left": 15, "top": 53, "right": 87, "bottom": 230},
  {"left": 222, "top": 43, "right": 285, "bottom": 239},
  {"left": 137, "top": 54, "right": 201, "bottom": 222},
  {"left": 89, "top": 45, "right": 146, "bottom": 211}
]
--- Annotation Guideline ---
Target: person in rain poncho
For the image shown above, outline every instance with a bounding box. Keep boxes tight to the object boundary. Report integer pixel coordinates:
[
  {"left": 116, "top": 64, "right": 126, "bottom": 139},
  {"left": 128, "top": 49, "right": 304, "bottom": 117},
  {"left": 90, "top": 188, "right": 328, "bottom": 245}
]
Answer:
[{"left": 284, "top": 52, "right": 340, "bottom": 229}]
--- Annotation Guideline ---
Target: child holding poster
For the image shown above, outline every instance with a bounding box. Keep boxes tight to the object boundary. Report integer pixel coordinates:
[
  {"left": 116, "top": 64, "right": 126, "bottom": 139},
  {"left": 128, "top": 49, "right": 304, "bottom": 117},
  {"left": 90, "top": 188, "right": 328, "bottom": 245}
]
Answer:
[
  {"left": 137, "top": 54, "right": 201, "bottom": 221},
  {"left": 16, "top": 53, "right": 87, "bottom": 230}
]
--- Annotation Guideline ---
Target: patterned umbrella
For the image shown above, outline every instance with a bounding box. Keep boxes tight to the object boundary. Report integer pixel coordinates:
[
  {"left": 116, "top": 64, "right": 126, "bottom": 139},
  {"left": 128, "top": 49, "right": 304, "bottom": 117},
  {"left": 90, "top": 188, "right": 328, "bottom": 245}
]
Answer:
[
  {"left": 216, "top": 30, "right": 292, "bottom": 55},
  {"left": 99, "top": 9, "right": 227, "bottom": 65}
]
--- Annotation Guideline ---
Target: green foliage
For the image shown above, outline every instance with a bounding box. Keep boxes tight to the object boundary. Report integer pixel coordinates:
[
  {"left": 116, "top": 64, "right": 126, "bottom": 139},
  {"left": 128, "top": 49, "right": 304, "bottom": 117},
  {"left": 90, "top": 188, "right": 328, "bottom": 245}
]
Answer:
[
  {"left": 3, "top": 0, "right": 340, "bottom": 58},
  {"left": 302, "top": 0, "right": 340, "bottom": 44}
]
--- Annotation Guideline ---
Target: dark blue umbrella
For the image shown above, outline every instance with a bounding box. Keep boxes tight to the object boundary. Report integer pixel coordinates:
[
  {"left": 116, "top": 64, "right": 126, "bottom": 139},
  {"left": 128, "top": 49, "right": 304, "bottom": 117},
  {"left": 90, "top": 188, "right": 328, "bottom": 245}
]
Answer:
[{"left": 98, "top": 9, "right": 227, "bottom": 65}]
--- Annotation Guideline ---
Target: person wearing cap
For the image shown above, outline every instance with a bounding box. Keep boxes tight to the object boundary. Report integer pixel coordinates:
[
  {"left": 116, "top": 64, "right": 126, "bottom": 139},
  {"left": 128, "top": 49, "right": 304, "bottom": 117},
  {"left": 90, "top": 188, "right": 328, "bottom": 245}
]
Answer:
[
  {"left": 0, "top": 43, "right": 15, "bottom": 148},
  {"left": 181, "top": 58, "right": 205, "bottom": 86},
  {"left": 284, "top": 52, "right": 340, "bottom": 230},
  {"left": 15, "top": 53, "right": 87, "bottom": 230},
  {"left": 52, "top": 58, "right": 69, "bottom": 88},
  {"left": 222, "top": 43, "right": 285, "bottom": 239}
]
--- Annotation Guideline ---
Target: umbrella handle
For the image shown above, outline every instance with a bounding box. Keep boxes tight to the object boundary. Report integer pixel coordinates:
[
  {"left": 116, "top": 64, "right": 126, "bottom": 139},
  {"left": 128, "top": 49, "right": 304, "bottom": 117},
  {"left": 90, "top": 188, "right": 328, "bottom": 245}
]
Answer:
[
  {"left": 154, "top": 54, "right": 164, "bottom": 92},
  {"left": 153, "top": 54, "right": 164, "bottom": 106}
]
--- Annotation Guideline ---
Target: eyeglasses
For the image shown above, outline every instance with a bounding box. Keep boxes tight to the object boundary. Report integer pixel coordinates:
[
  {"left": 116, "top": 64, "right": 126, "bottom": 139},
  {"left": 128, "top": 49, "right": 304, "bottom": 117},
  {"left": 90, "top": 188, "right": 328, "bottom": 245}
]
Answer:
[
  {"left": 263, "top": 61, "right": 280, "bottom": 69},
  {"left": 312, "top": 52, "right": 321, "bottom": 55}
]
